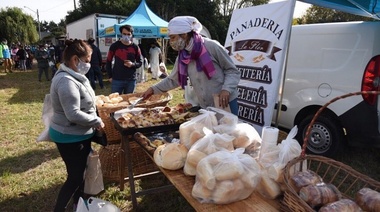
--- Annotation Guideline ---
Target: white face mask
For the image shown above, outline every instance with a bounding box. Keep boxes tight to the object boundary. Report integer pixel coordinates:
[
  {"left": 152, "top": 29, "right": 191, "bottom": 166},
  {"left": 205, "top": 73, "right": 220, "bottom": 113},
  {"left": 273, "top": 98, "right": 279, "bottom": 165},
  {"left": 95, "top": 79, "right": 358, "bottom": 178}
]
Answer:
[
  {"left": 170, "top": 37, "right": 186, "bottom": 51},
  {"left": 77, "top": 58, "right": 91, "bottom": 75},
  {"left": 122, "top": 35, "right": 132, "bottom": 42}
]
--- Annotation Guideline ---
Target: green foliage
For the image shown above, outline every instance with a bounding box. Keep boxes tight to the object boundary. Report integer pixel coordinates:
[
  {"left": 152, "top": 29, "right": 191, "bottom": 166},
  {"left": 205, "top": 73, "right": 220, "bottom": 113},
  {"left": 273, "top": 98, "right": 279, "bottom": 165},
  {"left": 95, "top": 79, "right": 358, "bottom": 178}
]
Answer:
[
  {"left": 0, "top": 7, "right": 39, "bottom": 44},
  {"left": 300, "top": 5, "right": 375, "bottom": 24}
]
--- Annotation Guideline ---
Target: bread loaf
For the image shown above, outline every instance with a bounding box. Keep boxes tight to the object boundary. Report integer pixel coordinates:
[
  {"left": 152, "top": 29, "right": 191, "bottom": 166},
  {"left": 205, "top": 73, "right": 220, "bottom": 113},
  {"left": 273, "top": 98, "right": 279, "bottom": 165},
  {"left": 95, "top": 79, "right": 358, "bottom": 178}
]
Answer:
[
  {"left": 291, "top": 170, "right": 323, "bottom": 193},
  {"left": 192, "top": 180, "right": 212, "bottom": 201},
  {"left": 319, "top": 199, "right": 362, "bottom": 212},
  {"left": 153, "top": 143, "right": 188, "bottom": 170},
  {"left": 186, "top": 149, "right": 207, "bottom": 167},
  {"left": 356, "top": 187, "right": 380, "bottom": 212},
  {"left": 299, "top": 183, "right": 341, "bottom": 208}
]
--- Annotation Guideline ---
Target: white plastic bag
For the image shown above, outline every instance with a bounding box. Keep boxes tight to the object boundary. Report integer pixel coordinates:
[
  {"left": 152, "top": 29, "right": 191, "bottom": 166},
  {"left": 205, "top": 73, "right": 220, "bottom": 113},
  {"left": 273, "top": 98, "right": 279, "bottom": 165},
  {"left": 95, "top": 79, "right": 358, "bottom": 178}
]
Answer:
[
  {"left": 192, "top": 148, "right": 261, "bottom": 204},
  {"left": 84, "top": 151, "right": 104, "bottom": 195},
  {"left": 179, "top": 109, "right": 218, "bottom": 149},
  {"left": 76, "top": 197, "right": 120, "bottom": 212},
  {"left": 37, "top": 94, "right": 53, "bottom": 142}
]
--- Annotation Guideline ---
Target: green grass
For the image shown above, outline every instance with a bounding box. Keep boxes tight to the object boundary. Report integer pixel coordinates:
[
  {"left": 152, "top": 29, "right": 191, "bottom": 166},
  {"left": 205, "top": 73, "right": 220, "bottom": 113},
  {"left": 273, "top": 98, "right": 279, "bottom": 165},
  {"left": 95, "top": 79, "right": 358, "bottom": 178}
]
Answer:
[
  {"left": 0, "top": 64, "right": 379, "bottom": 211},
  {"left": 0, "top": 65, "right": 193, "bottom": 212}
]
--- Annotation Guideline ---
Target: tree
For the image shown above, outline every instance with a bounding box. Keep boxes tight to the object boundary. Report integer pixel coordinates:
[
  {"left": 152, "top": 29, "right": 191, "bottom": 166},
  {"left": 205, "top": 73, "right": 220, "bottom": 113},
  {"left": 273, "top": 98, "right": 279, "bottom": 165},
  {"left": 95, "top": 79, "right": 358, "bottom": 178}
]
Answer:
[
  {"left": 300, "top": 5, "right": 374, "bottom": 24},
  {"left": 0, "top": 7, "right": 39, "bottom": 44}
]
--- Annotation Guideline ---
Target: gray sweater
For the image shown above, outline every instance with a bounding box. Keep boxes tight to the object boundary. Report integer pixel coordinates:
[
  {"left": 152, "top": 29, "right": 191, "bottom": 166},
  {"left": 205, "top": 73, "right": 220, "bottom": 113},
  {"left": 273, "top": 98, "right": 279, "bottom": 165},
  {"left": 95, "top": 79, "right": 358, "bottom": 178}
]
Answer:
[
  {"left": 50, "top": 64, "right": 102, "bottom": 136},
  {"left": 152, "top": 38, "right": 240, "bottom": 108}
]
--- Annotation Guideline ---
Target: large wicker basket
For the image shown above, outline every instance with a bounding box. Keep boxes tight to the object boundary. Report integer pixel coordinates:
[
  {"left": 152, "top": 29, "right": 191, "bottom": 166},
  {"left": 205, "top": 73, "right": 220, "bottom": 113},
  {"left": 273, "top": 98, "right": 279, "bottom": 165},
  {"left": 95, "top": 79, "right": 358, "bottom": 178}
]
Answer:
[
  {"left": 97, "top": 92, "right": 172, "bottom": 144},
  {"left": 282, "top": 91, "right": 380, "bottom": 212},
  {"left": 99, "top": 141, "right": 158, "bottom": 183}
]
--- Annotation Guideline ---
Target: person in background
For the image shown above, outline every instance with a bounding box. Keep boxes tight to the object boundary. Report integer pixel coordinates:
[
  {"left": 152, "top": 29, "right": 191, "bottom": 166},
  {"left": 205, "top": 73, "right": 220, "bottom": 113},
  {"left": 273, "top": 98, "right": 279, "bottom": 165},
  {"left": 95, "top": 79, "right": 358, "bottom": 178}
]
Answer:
[
  {"left": 141, "top": 16, "right": 240, "bottom": 115},
  {"left": 149, "top": 41, "right": 162, "bottom": 80},
  {"left": 0, "top": 39, "right": 13, "bottom": 73},
  {"left": 49, "top": 39, "right": 104, "bottom": 212},
  {"left": 106, "top": 24, "right": 142, "bottom": 94},
  {"left": 11, "top": 44, "right": 19, "bottom": 70},
  {"left": 35, "top": 44, "right": 50, "bottom": 81},
  {"left": 87, "top": 37, "right": 104, "bottom": 89},
  {"left": 16, "top": 44, "right": 27, "bottom": 72}
]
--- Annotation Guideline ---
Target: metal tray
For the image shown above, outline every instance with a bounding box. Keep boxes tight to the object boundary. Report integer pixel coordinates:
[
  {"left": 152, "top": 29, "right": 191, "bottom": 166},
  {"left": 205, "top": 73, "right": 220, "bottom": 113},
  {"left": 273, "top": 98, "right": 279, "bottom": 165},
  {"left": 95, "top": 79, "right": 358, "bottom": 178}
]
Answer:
[{"left": 110, "top": 112, "right": 181, "bottom": 136}]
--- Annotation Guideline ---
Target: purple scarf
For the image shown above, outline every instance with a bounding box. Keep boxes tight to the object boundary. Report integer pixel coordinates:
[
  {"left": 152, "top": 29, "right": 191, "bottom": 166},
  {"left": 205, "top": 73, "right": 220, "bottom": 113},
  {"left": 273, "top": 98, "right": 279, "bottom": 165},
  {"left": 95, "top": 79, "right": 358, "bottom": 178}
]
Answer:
[{"left": 178, "top": 33, "right": 216, "bottom": 88}]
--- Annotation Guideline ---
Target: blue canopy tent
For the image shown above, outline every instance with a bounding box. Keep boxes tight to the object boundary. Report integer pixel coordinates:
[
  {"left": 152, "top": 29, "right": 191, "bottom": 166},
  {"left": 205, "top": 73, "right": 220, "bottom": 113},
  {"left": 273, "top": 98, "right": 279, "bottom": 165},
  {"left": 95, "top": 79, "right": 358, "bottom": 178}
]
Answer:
[
  {"left": 99, "top": 0, "right": 168, "bottom": 38},
  {"left": 298, "top": 0, "right": 380, "bottom": 20}
]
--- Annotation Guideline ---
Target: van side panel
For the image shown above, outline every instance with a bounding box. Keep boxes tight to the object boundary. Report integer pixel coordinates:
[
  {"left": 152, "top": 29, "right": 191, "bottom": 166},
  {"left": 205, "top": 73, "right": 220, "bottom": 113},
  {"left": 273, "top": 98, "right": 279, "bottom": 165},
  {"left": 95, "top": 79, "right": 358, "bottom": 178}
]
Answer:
[{"left": 277, "top": 21, "right": 380, "bottom": 145}]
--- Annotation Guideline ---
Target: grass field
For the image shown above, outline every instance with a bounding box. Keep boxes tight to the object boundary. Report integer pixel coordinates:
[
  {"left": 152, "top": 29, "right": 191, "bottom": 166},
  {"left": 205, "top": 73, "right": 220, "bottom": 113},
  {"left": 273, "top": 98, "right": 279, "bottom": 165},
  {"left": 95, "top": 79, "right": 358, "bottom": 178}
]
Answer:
[{"left": 0, "top": 64, "right": 379, "bottom": 211}]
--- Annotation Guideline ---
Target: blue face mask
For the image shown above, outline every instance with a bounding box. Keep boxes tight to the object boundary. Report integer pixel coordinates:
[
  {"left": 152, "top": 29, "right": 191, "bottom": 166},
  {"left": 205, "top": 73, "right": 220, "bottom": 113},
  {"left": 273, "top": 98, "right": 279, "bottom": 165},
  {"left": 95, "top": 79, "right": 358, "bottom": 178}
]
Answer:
[{"left": 122, "top": 35, "right": 132, "bottom": 42}]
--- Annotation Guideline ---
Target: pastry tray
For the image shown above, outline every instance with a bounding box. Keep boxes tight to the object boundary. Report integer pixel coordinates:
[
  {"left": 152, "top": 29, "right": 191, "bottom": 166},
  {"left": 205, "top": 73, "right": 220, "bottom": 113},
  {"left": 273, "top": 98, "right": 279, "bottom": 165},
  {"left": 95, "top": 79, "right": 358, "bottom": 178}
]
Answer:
[{"left": 110, "top": 112, "right": 181, "bottom": 136}]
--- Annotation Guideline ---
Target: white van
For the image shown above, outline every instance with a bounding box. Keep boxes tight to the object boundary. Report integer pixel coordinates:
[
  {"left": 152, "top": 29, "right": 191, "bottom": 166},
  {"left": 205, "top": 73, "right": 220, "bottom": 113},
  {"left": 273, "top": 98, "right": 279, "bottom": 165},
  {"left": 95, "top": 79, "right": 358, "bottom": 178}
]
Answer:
[{"left": 275, "top": 21, "right": 380, "bottom": 157}]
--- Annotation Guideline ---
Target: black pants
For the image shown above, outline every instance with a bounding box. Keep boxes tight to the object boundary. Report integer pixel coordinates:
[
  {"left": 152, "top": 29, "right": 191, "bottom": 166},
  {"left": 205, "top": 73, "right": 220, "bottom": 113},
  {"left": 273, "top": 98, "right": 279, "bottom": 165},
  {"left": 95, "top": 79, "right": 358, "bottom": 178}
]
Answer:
[{"left": 54, "top": 139, "right": 91, "bottom": 212}]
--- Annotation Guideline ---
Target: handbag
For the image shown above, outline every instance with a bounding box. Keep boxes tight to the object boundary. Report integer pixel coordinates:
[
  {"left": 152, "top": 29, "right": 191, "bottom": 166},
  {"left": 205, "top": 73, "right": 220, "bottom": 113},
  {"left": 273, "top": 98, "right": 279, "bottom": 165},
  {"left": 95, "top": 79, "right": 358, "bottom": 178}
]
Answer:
[
  {"left": 37, "top": 94, "right": 53, "bottom": 142},
  {"left": 77, "top": 197, "right": 120, "bottom": 212},
  {"left": 84, "top": 151, "right": 104, "bottom": 195},
  {"left": 92, "top": 129, "right": 108, "bottom": 146}
]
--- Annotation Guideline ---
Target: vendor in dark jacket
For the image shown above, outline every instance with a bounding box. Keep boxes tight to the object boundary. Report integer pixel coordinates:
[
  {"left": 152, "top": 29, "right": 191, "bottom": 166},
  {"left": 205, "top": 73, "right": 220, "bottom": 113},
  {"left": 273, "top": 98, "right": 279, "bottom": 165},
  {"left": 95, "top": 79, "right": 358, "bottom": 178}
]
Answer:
[
  {"left": 106, "top": 24, "right": 142, "bottom": 94},
  {"left": 88, "top": 38, "right": 104, "bottom": 89}
]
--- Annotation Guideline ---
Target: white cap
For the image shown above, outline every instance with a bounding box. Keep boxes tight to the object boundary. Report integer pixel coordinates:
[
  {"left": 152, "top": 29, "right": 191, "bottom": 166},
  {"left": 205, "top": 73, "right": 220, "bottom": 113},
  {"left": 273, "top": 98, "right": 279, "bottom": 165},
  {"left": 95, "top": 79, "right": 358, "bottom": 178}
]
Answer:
[{"left": 168, "top": 16, "right": 203, "bottom": 35}]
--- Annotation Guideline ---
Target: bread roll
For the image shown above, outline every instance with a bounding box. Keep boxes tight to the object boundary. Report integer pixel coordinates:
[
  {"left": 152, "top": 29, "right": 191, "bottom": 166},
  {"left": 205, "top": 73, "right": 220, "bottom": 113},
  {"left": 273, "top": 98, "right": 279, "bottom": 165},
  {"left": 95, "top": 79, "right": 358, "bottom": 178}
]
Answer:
[
  {"left": 153, "top": 143, "right": 188, "bottom": 170},
  {"left": 299, "top": 184, "right": 341, "bottom": 208},
  {"left": 189, "top": 130, "right": 204, "bottom": 147},
  {"left": 211, "top": 180, "right": 235, "bottom": 204},
  {"left": 319, "top": 199, "right": 362, "bottom": 212},
  {"left": 196, "top": 158, "right": 216, "bottom": 190},
  {"left": 187, "top": 149, "right": 207, "bottom": 167},
  {"left": 233, "top": 135, "right": 251, "bottom": 148},
  {"left": 356, "top": 187, "right": 380, "bottom": 212},
  {"left": 257, "top": 175, "right": 282, "bottom": 199},
  {"left": 192, "top": 180, "right": 212, "bottom": 201},
  {"left": 183, "top": 161, "right": 197, "bottom": 176},
  {"left": 214, "top": 160, "right": 244, "bottom": 181}
]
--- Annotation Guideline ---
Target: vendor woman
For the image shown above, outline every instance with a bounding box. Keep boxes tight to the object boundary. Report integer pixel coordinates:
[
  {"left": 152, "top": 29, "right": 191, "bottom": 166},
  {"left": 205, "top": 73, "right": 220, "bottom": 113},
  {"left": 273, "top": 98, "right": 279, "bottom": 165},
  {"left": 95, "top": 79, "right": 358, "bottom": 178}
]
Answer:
[{"left": 141, "top": 16, "right": 240, "bottom": 115}]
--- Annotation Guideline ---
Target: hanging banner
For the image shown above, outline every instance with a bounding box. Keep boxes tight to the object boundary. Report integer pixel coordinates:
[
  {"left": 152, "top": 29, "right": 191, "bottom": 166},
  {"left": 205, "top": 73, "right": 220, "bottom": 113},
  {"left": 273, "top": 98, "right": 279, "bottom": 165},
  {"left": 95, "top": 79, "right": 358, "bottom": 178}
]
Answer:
[{"left": 225, "top": 0, "right": 295, "bottom": 132}]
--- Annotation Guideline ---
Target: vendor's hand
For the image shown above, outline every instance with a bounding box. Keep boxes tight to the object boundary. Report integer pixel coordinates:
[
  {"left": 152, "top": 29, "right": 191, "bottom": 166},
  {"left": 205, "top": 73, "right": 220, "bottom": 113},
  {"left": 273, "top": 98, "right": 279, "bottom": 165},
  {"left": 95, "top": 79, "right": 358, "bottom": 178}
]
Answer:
[
  {"left": 124, "top": 60, "right": 133, "bottom": 68},
  {"left": 219, "top": 90, "right": 230, "bottom": 108},
  {"left": 108, "top": 78, "right": 112, "bottom": 83},
  {"left": 142, "top": 87, "right": 154, "bottom": 99}
]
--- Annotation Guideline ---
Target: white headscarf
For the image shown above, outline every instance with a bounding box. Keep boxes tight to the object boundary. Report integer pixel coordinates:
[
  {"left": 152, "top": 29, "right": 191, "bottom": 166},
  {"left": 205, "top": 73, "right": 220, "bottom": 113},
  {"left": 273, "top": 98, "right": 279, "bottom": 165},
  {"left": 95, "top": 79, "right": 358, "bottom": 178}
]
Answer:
[{"left": 168, "top": 16, "right": 203, "bottom": 35}]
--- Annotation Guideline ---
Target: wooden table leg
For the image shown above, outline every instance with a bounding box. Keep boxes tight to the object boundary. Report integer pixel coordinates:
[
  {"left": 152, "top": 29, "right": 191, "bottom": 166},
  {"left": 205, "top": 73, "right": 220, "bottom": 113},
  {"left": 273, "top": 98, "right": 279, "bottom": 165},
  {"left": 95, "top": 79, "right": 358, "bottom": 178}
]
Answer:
[{"left": 125, "top": 135, "right": 138, "bottom": 209}]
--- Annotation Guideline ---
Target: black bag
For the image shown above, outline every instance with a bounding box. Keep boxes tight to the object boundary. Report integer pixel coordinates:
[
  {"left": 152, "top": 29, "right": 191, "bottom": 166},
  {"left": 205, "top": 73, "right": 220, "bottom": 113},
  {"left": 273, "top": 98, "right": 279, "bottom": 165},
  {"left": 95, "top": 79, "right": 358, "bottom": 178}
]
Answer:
[{"left": 92, "top": 129, "right": 108, "bottom": 146}]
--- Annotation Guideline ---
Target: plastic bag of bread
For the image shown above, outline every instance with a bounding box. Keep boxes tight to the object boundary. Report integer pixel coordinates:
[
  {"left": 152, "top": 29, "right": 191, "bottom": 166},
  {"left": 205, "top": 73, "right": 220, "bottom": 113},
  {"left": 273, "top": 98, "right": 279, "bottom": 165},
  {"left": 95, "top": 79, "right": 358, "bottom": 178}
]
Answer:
[
  {"left": 267, "top": 126, "right": 301, "bottom": 181},
  {"left": 192, "top": 148, "right": 261, "bottom": 204},
  {"left": 207, "top": 107, "right": 238, "bottom": 134},
  {"left": 230, "top": 122, "right": 261, "bottom": 149},
  {"left": 179, "top": 109, "right": 218, "bottom": 149},
  {"left": 153, "top": 143, "right": 188, "bottom": 170},
  {"left": 184, "top": 128, "right": 235, "bottom": 176},
  {"left": 290, "top": 169, "right": 323, "bottom": 193},
  {"left": 356, "top": 187, "right": 380, "bottom": 212},
  {"left": 258, "top": 144, "right": 280, "bottom": 169}
]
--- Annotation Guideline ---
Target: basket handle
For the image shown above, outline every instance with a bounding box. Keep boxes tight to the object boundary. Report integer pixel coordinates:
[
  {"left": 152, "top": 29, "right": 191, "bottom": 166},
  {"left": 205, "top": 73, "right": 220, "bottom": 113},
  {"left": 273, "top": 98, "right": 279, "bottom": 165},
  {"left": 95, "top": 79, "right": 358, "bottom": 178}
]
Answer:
[{"left": 302, "top": 90, "right": 380, "bottom": 157}]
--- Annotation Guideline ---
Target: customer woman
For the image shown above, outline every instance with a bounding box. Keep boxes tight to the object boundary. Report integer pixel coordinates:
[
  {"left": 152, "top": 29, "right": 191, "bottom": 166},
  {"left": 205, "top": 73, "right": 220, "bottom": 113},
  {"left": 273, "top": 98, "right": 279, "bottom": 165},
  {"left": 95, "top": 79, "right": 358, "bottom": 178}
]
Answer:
[
  {"left": 141, "top": 16, "right": 240, "bottom": 115},
  {"left": 49, "top": 39, "right": 104, "bottom": 212}
]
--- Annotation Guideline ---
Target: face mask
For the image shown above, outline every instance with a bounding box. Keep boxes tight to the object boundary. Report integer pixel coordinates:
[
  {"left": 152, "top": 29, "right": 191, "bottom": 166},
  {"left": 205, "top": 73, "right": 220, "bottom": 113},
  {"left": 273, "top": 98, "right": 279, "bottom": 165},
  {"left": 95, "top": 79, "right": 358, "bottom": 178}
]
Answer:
[
  {"left": 170, "top": 37, "right": 186, "bottom": 51},
  {"left": 77, "top": 58, "right": 91, "bottom": 75},
  {"left": 122, "top": 35, "right": 132, "bottom": 42}
]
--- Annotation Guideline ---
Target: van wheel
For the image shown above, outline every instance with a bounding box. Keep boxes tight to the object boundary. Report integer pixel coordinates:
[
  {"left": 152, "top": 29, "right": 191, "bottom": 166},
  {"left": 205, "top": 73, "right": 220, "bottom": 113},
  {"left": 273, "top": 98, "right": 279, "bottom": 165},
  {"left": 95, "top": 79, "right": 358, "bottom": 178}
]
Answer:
[{"left": 296, "top": 114, "right": 344, "bottom": 157}]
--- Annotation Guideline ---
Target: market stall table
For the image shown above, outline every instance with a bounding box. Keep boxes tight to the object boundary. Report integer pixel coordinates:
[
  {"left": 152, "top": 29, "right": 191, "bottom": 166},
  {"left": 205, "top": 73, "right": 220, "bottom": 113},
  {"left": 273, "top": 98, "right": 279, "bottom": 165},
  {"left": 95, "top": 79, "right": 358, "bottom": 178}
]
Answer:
[{"left": 111, "top": 113, "right": 281, "bottom": 211}]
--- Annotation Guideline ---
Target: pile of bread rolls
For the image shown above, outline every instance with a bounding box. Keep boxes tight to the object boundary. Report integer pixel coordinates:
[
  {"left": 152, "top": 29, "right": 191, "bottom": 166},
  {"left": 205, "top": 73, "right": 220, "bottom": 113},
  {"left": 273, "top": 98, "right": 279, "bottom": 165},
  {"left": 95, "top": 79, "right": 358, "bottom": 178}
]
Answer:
[
  {"left": 192, "top": 148, "right": 261, "bottom": 204},
  {"left": 291, "top": 170, "right": 380, "bottom": 211}
]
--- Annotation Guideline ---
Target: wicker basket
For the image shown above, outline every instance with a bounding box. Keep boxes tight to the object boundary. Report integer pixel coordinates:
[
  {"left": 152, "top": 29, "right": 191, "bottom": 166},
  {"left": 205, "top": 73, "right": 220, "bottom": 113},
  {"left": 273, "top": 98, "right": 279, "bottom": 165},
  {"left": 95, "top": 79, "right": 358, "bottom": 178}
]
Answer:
[
  {"left": 97, "top": 92, "right": 172, "bottom": 144},
  {"left": 99, "top": 141, "right": 158, "bottom": 183},
  {"left": 282, "top": 91, "right": 380, "bottom": 212}
]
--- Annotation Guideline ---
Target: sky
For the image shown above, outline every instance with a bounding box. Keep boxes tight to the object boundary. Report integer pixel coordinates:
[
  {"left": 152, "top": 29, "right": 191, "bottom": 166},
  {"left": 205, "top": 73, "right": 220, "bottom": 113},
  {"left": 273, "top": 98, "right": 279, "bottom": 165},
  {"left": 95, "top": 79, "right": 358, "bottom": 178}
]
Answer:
[{"left": 0, "top": 0, "right": 311, "bottom": 24}]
